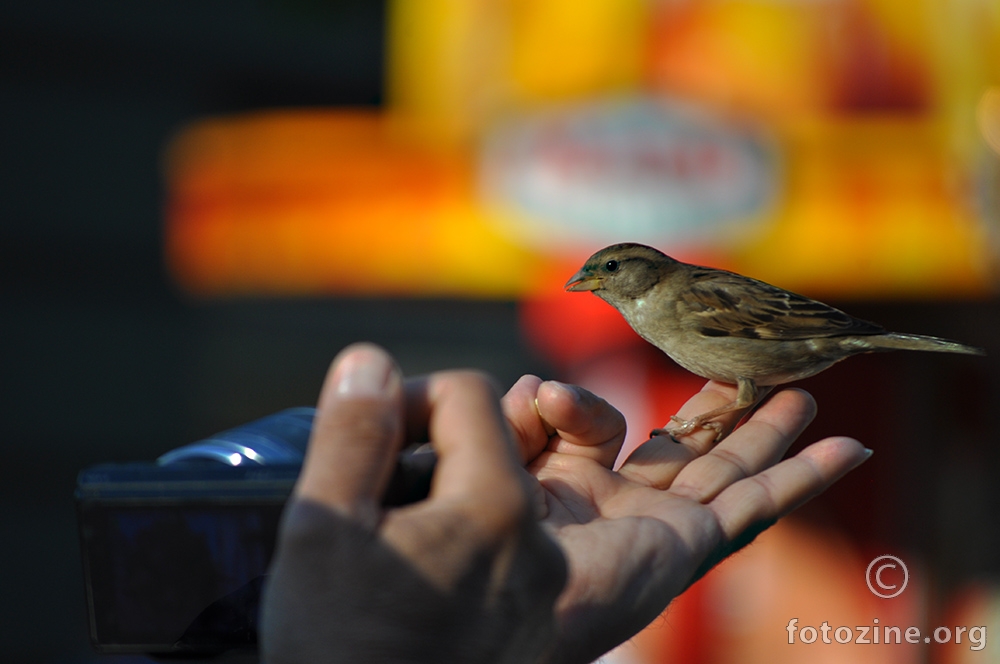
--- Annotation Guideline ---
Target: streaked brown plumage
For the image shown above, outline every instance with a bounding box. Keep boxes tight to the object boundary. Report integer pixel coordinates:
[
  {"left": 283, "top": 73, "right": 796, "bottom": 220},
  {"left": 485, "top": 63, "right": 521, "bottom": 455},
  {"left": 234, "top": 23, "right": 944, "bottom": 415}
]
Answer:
[{"left": 566, "top": 243, "right": 985, "bottom": 440}]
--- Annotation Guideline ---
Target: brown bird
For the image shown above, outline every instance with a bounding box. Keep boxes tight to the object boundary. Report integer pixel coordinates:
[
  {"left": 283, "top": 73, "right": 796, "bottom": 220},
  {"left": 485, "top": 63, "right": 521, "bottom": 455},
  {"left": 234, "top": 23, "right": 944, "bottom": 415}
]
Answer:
[{"left": 566, "top": 243, "right": 984, "bottom": 440}]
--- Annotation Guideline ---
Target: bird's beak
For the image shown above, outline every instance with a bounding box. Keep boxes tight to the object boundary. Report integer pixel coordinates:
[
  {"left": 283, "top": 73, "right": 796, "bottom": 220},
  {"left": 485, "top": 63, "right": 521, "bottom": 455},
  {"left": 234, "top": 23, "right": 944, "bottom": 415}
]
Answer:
[{"left": 565, "top": 269, "right": 603, "bottom": 292}]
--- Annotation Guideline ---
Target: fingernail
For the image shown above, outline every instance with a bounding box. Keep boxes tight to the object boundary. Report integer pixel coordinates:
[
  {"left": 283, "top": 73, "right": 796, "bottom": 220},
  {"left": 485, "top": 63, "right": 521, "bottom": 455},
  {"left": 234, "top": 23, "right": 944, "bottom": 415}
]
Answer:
[
  {"left": 334, "top": 345, "right": 396, "bottom": 396},
  {"left": 546, "top": 380, "right": 581, "bottom": 403},
  {"left": 863, "top": 448, "right": 874, "bottom": 459}
]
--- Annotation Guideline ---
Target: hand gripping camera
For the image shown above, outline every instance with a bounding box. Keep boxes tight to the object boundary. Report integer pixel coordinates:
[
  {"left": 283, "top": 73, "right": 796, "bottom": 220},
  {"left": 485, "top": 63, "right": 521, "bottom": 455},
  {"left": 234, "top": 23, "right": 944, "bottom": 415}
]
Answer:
[{"left": 75, "top": 408, "right": 434, "bottom": 657}]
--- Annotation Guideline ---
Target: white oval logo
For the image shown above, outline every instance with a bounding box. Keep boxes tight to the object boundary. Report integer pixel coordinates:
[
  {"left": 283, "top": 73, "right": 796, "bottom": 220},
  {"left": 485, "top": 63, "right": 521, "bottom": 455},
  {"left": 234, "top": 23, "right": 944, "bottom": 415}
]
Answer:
[{"left": 480, "top": 98, "right": 778, "bottom": 252}]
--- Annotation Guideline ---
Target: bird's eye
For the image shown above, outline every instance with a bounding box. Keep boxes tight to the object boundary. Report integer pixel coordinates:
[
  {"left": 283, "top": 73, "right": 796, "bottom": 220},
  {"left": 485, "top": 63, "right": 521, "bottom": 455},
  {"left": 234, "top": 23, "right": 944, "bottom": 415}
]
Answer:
[{"left": 605, "top": 260, "right": 619, "bottom": 273}]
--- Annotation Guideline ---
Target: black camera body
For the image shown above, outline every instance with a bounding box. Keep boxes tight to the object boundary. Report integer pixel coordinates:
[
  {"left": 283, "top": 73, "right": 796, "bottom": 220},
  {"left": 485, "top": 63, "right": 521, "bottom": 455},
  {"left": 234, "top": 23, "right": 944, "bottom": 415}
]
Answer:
[{"left": 75, "top": 408, "right": 433, "bottom": 657}]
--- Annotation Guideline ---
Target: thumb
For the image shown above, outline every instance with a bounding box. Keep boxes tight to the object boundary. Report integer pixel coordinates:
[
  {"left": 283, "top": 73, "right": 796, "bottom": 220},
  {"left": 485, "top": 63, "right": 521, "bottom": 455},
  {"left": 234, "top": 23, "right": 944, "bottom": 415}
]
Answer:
[{"left": 295, "top": 343, "right": 404, "bottom": 528}]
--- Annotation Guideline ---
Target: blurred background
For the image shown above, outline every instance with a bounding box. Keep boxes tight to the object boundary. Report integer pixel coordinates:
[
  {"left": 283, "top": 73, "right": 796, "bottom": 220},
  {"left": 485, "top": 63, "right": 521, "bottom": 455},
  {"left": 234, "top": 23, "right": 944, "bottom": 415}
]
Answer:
[{"left": 3, "top": 0, "right": 1000, "bottom": 662}]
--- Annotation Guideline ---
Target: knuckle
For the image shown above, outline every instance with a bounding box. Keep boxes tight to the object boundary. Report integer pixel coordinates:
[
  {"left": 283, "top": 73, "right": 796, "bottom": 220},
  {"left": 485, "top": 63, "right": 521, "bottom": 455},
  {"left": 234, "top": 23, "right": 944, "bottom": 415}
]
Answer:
[
  {"left": 745, "top": 473, "right": 780, "bottom": 512},
  {"left": 710, "top": 447, "right": 753, "bottom": 480},
  {"left": 667, "top": 481, "right": 705, "bottom": 500}
]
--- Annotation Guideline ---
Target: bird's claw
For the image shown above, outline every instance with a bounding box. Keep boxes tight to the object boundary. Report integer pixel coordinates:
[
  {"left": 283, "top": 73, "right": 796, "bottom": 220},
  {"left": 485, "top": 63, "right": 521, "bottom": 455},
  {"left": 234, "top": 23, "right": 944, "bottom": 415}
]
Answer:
[
  {"left": 702, "top": 421, "right": 724, "bottom": 442},
  {"left": 649, "top": 426, "right": 677, "bottom": 442},
  {"left": 649, "top": 415, "right": 724, "bottom": 443},
  {"left": 668, "top": 414, "right": 697, "bottom": 435}
]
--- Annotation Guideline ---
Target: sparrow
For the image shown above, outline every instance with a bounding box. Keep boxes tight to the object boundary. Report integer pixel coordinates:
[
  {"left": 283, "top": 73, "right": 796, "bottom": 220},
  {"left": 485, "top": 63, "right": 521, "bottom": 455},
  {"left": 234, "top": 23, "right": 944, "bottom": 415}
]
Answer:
[{"left": 566, "top": 243, "right": 985, "bottom": 440}]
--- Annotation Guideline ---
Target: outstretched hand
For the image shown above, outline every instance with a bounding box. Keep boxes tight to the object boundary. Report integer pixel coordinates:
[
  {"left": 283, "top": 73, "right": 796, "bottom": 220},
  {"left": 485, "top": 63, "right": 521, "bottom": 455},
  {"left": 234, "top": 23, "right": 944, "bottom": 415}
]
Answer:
[{"left": 503, "top": 376, "right": 870, "bottom": 664}]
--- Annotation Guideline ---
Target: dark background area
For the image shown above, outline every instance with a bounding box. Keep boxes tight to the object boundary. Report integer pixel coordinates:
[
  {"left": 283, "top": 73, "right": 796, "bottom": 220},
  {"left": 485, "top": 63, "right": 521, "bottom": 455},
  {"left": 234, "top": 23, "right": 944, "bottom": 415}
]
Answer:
[
  {"left": 1, "top": 2, "right": 543, "bottom": 661},
  {"left": 3, "top": 2, "right": 999, "bottom": 663}
]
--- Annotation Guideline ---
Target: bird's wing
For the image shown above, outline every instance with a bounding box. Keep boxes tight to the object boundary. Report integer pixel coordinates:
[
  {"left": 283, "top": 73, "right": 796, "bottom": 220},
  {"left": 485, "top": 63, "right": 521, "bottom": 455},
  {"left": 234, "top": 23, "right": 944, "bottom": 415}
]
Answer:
[{"left": 681, "top": 268, "right": 886, "bottom": 340}]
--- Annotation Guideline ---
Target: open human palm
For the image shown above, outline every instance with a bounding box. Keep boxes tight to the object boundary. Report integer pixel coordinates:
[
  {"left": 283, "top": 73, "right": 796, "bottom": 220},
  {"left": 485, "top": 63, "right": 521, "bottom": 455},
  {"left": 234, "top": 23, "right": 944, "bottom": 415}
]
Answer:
[{"left": 501, "top": 376, "right": 869, "bottom": 664}]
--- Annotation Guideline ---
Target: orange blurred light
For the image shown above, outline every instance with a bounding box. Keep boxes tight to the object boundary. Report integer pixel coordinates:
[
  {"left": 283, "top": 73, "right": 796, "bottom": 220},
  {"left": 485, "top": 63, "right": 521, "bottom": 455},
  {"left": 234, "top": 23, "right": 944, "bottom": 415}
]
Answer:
[{"left": 164, "top": 110, "right": 576, "bottom": 298}]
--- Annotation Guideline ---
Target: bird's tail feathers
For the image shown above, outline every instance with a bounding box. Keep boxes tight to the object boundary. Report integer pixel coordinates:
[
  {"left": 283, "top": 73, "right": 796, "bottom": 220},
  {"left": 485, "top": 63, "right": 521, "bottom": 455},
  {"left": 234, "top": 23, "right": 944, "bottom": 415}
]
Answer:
[{"left": 868, "top": 333, "right": 985, "bottom": 356}]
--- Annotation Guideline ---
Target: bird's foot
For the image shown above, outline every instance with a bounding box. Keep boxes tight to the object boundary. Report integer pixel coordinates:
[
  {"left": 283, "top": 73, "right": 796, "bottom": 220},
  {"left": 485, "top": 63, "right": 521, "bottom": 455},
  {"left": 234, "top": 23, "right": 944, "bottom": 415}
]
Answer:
[{"left": 650, "top": 416, "right": 723, "bottom": 442}]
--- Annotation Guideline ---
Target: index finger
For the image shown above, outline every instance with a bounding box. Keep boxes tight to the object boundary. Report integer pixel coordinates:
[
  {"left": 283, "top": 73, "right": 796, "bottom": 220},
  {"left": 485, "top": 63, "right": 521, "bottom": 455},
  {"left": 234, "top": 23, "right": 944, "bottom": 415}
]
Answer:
[{"left": 422, "top": 371, "right": 530, "bottom": 528}]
